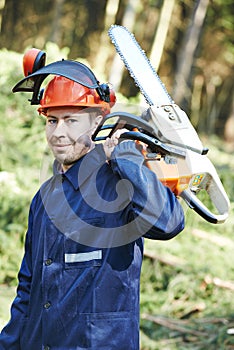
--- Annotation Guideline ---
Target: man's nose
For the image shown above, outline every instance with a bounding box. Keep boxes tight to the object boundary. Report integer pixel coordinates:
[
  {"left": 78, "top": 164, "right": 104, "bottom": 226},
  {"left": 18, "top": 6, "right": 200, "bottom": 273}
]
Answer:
[{"left": 52, "top": 120, "right": 67, "bottom": 137}]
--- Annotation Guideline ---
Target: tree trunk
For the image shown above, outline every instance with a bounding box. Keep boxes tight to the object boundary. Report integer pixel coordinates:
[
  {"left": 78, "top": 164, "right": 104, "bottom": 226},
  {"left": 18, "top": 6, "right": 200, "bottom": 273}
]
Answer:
[
  {"left": 108, "top": 0, "right": 141, "bottom": 91},
  {"left": 138, "top": 0, "right": 176, "bottom": 106},
  {"left": 149, "top": 0, "right": 175, "bottom": 72},
  {"left": 93, "top": 0, "right": 120, "bottom": 79},
  {"left": 48, "top": 0, "right": 65, "bottom": 45},
  {"left": 172, "top": 0, "right": 209, "bottom": 112},
  {"left": 0, "top": 0, "right": 22, "bottom": 50}
]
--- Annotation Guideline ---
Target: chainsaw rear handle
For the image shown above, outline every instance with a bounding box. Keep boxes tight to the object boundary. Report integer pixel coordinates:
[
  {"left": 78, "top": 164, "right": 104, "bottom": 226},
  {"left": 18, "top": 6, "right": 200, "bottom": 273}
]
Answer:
[{"left": 180, "top": 189, "right": 229, "bottom": 224}]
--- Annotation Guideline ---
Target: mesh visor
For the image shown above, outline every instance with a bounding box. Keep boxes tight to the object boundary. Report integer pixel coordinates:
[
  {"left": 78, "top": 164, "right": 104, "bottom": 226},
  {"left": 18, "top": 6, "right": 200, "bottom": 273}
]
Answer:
[{"left": 12, "top": 60, "right": 100, "bottom": 93}]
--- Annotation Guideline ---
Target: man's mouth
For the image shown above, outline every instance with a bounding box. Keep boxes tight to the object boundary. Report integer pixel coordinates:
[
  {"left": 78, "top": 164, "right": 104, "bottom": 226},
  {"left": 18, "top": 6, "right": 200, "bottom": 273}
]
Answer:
[
  {"left": 52, "top": 144, "right": 72, "bottom": 150},
  {"left": 53, "top": 142, "right": 72, "bottom": 146}
]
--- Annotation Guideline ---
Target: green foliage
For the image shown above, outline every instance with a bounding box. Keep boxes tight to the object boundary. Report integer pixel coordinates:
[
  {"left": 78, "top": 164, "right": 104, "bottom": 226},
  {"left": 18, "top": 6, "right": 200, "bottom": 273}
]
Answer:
[
  {"left": 140, "top": 151, "right": 234, "bottom": 350},
  {"left": 0, "top": 45, "right": 67, "bottom": 284},
  {"left": 0, "top": 180, "right": 29, "bottom": 284},
  {"left": 140, "top": 208, "right": 234, "bottom": 349}
]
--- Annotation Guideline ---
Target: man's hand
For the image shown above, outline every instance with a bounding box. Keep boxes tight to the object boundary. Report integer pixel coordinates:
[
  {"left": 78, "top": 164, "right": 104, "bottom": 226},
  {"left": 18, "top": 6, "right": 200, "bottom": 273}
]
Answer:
[{"left": 103, "top": 128, "right": 129, "bottom": 159}]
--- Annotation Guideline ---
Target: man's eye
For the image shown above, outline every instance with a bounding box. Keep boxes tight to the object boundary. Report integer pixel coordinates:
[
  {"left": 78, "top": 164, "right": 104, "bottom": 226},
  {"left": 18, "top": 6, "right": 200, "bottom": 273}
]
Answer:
[
  {"left": 47, "top": 119, "right": 57, "bottom": 124},
  {"left": 67, "top": 119, "right": 78, "bottom": 123}
]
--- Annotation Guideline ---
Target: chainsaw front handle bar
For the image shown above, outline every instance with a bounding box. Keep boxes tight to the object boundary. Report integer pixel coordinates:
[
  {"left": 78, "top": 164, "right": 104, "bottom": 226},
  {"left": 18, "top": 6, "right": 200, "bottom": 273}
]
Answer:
[
  {"left": 180, "top": 189, "right": 229, "bottom": 224},
  {"left": 119, "top": 131, "right": 230, "bottom": 224}
]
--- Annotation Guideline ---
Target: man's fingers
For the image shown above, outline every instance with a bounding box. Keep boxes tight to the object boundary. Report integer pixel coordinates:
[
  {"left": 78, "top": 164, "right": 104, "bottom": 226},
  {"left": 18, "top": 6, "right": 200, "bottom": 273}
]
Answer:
[{"left": 103, "top": 128, "right": 130, "bottom": 159}]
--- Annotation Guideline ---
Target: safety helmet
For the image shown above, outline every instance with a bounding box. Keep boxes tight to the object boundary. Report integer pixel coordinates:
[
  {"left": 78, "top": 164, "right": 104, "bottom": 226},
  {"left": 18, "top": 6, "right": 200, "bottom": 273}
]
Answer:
[{"left": 38, "top": 76, "right": 116, "bottom": 116}]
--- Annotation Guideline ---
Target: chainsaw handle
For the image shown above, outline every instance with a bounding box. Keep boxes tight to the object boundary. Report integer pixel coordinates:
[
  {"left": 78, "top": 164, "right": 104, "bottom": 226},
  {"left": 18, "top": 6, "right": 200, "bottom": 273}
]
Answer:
[
  {"left": 180, "top": 189, "right": 229, "bottom": 224},
  {"left": 120, "top": 131, "right": 186, "bottom": 158}
]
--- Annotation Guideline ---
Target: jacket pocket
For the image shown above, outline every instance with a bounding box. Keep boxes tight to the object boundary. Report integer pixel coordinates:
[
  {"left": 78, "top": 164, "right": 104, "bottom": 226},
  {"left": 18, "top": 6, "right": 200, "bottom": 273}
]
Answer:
[
  {"left": 64, "top": 224, "right": 103, "bottom": 269},
  {"left": 64, "top": 249, "right": 102, "bottom": 269}
]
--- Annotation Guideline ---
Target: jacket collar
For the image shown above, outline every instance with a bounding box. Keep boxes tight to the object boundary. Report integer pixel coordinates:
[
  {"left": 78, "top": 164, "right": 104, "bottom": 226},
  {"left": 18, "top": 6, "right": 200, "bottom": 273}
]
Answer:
[{"left": 53, "top": 144, "right": 107, "bottom": 190}]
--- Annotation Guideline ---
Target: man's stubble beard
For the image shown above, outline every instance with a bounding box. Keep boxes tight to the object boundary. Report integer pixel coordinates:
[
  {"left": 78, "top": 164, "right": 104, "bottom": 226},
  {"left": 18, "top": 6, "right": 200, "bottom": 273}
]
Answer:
[{"left": 59, "top": 136, "right": 94, "bottom": 167}]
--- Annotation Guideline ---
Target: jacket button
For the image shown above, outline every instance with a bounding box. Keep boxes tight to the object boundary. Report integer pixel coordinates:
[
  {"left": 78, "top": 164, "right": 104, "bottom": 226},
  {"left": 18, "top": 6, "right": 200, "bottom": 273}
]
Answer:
[
  {"left": 44, "top": 346, "right": 50, "bottom": 350},
  {"left": 45, "top": 258, "right": 53, "bottom": 266},
  {"left": 44, "top": 302, "right": 51, "bottom": 309}
]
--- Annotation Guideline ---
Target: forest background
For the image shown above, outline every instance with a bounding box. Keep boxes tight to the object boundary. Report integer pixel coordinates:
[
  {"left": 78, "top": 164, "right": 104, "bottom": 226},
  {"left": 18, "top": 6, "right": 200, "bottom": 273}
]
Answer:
[{"left": 0, "top": 0, "right": 234, "bottom": 349}]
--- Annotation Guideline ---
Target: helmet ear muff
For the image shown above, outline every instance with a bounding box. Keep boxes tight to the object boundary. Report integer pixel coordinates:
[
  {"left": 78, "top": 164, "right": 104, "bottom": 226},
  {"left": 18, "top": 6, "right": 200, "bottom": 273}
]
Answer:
[
  {"left": 96, "top": 83, "right": 116, "bottom": 107},
  {"left": 23, "top": 48, "right": 46, "bottom": 77},
  {"left": 32, "top": 51, "right": 46, "bottom": 74},
  {"left": 96, "top": 83, "right": 110, "bottom": 102}
]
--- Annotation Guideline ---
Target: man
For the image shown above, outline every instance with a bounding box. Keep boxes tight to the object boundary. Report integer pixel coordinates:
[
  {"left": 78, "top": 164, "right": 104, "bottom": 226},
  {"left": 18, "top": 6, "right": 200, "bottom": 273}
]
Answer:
[{"left": 0, "top": 71, "right": 184, "bottom": 349}]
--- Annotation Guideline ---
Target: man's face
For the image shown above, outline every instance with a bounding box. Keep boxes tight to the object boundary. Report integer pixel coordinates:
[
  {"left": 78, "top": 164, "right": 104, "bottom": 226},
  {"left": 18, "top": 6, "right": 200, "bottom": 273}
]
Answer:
[{"left": 45, "top": 106, "right": 102, "bottom": 171}]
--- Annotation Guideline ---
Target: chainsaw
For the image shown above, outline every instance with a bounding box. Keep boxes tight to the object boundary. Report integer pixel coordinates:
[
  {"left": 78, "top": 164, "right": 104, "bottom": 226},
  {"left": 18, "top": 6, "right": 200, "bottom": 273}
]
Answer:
[{"left": 92, "top": 25, "right": 230, "bottom": 224}]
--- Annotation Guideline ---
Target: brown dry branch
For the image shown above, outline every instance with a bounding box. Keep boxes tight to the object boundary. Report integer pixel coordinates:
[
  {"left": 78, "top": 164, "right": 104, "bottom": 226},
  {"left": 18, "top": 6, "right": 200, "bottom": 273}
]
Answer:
[
  {"left": 180, "top": 303, "right": 206, "bottom": 319},
  {"left": 195, "top": 317, "right": 230, "bottom": 325},
  {"left": 204, "top": 276, "right": 234, "bottom": 291},
  {"left": 192, "top": 228, "right": 234, "bottom": 248},
  {"left": 141, "top": 314, "right": 209, "bottom": 337},
  {"left": 143, "top": 250, "right": 186, "bottom": 268}
]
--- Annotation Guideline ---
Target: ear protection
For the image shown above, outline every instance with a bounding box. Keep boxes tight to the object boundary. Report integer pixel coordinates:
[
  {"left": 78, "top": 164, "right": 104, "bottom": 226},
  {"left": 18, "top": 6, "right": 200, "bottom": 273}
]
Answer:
[
  {"left": 23, "top": 48, "right": 46, "bottom": 77},
  {"left": 14, "top": 48, "right": 114, "bottom": 107}
]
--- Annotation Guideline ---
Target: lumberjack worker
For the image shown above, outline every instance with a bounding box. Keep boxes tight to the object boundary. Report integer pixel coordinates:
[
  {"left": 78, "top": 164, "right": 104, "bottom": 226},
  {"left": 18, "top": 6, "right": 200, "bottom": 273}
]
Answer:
[{"left": 0, "top": 58, "right": 184, "bottom": 349}]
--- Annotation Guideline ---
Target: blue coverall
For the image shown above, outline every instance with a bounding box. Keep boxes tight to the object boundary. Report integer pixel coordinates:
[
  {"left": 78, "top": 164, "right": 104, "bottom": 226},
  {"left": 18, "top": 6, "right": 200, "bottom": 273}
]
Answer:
[{"left": 0, "top": 141, "right": 184, "bottom": 349}]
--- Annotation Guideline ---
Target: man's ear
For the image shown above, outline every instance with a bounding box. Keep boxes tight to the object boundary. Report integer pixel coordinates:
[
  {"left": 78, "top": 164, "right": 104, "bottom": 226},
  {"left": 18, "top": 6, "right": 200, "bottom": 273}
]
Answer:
[
  {"left": 92, "top": 114, "right": 103, "bottom": 135},
  {"left": 95, "top": 114, "right": 103, "bottom": 126},
  {"left": 91, "top": 115, "right": 103, "bottom": 134}
]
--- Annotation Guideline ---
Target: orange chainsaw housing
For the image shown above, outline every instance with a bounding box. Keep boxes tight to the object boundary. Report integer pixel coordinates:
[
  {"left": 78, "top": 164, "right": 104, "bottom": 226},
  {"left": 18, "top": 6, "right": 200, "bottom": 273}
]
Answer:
[
  {"left": 144, "top": 157, "right": 191, "bottom": 196},
  {"left": 133, "top": 129, "right": 191, "bottom": 196}
]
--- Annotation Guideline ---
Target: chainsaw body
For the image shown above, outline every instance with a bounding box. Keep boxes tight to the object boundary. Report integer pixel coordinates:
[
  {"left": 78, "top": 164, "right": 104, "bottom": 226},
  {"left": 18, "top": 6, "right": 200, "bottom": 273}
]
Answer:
[
  {"left": 107, "top": 25, "right": 230, "bottom": 224},
  {"left": 92, "top": 109, "right": 230, "bottom": 224}
]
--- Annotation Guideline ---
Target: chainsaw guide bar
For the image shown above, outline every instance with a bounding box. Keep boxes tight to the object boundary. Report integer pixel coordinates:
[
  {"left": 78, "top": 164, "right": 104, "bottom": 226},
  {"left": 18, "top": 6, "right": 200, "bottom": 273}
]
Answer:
[{"left": 108, "top": 25, "right": 173, "bottom": 106}]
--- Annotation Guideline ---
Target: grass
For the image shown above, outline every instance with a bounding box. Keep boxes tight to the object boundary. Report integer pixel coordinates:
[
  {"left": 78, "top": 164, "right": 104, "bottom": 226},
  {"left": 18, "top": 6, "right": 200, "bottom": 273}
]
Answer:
[
  {"left": 139, "top": 138, "right": 234, "bottom": 349},
  {"left": 140, "top": 206, "right": 234, "bottom": 349},
  {"left": 0, "top": 285, "right": 16, "bottom": 330}
]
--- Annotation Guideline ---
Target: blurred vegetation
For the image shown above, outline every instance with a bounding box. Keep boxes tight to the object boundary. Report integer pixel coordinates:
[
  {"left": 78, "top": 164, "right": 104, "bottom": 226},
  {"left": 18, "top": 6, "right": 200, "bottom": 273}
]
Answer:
[
  {"left": 0, "top": 47, "right": 50, "bottom": 285},
  {"left": 140, "top": 134, "right": 234, "bottom": 348},
  {"left": 1, "top": 0, "right": 234, "bottom": 138}
]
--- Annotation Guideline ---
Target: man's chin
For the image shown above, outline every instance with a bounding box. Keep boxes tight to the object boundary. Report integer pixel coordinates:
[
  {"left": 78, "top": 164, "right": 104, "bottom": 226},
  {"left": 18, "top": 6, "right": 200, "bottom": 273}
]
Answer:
[
  {"left": 53, "top": 145, "right": 93, "bottom": 169},
  {"left": 55, "top": 154, "right": 85, "bottom": 169}
]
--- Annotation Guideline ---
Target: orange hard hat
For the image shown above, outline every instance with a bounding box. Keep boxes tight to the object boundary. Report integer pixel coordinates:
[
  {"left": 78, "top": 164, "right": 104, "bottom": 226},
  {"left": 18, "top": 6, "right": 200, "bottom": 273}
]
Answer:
[{"left": 38, "top": 76, "right": 116, "bottom": 116}]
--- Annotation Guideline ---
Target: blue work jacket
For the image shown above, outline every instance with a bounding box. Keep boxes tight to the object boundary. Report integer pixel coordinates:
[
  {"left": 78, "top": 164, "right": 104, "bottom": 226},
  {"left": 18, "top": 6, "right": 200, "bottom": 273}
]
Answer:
[{"left": 0, "top": 142, "right": 184, "bottom": 350}]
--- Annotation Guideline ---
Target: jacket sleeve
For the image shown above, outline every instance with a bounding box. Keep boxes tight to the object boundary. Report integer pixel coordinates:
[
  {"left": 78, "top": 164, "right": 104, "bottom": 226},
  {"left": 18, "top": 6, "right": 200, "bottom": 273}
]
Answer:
[
  {"left": 110, "top": 141, "right": 185, "bottom": 240},
  {"left": 0, "top": 204, "right": 33, "bottom": 350}
]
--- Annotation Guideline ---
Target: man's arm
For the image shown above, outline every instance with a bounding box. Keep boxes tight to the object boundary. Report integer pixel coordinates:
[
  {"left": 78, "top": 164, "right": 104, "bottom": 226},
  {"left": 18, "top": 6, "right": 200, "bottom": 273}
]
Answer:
[
  {"left": 0, "top": 206, "right": 33, "bottom": 350},
  {"left": 107, "top": 138, "right": 185, "bottom": 240}
]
